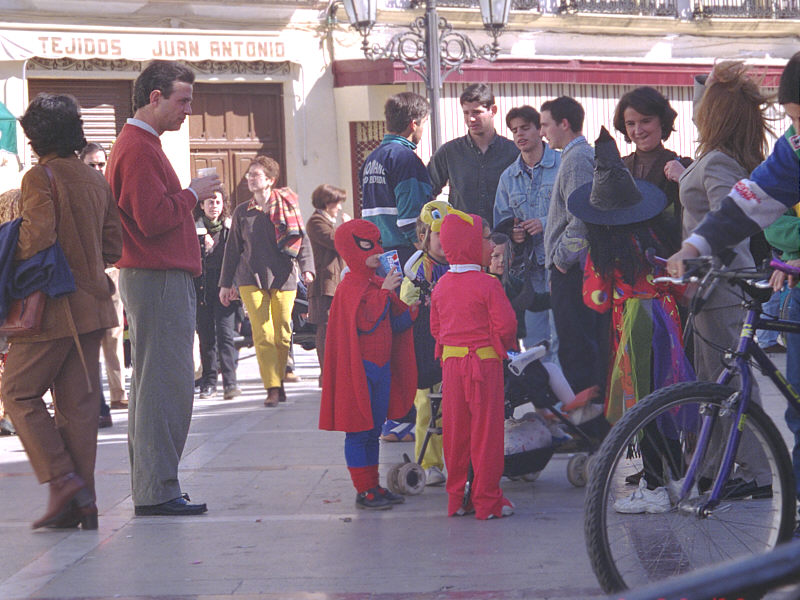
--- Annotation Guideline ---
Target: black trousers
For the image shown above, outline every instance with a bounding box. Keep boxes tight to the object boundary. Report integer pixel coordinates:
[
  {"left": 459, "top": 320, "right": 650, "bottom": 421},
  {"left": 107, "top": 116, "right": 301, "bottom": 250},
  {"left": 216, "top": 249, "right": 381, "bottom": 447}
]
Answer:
[
  {"left": 196, "top": 295, "right": 239, "bottom": 388},
  {"left": 549, "top": 265, "right": 608, "bottom": 394}
]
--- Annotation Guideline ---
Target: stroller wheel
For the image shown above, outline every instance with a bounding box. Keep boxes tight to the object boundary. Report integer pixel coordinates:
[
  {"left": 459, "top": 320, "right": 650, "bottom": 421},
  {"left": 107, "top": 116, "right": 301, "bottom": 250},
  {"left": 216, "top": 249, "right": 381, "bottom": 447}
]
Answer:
[
  {"left": 398, "top": 462, "right": 426, "bottom": 495},
  {"left": 386, "top": 463, "right": 404, "bottom": 494},
  {"left": 567, "top": 453, "right": 589, "bottom": 487}
]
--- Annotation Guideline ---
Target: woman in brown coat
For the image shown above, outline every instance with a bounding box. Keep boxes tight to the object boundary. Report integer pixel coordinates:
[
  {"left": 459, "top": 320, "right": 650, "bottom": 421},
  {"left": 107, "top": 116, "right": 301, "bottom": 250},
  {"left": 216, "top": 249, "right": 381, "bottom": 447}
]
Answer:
[
  {"left": 613, "top": 86, "right": 691, "bottom": 247},
  {"left": 306, "top": 184, "right": 347, "bottom": 381},
  {"left": 2, "top": 93, "right": 122, "bottom": 530}
]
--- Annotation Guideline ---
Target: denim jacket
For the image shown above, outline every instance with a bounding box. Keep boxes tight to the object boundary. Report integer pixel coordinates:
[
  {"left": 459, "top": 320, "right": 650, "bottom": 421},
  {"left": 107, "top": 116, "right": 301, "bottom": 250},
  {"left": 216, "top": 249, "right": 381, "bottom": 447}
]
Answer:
[{"left": 493, "top": 143, "right": 561, "bottom": 266}]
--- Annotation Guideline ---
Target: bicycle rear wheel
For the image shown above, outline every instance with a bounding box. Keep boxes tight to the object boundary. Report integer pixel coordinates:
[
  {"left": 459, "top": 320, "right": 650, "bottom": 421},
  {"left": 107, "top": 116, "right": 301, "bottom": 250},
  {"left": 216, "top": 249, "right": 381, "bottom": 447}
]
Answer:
[{"left": 585, "top": 381, "right": 795, "bottom": 593}]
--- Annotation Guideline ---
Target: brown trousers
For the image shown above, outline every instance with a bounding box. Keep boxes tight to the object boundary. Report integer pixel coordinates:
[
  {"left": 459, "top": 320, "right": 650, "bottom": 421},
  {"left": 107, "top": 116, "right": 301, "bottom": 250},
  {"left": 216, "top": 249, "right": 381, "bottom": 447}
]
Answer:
[{"left": 1, "top": 330, "right": 104, "bottom": 495}]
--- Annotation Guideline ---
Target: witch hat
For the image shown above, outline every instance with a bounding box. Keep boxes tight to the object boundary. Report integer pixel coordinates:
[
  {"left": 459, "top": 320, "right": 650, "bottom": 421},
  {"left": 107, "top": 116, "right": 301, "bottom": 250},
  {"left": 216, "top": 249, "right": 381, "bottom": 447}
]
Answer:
[{"left": 568, "top": 126, "right": 667, "bottom": 226}]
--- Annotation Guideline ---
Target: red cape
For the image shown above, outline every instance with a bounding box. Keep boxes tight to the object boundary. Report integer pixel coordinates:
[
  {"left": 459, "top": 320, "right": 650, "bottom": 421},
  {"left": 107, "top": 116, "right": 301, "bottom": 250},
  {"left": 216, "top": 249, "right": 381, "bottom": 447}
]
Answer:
[{"left": 319, "top": 272, "right": 417, "bottom": 432}]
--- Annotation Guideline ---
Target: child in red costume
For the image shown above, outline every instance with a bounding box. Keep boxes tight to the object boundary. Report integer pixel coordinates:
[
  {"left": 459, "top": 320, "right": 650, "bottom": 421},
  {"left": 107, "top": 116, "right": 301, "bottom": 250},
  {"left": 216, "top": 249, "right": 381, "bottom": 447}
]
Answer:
[
  {"left": 318, "top": 219, "right": 418, "bottom": 510},
  {"left": 431, "top": 212, "right": 518, "bottom": 519}
]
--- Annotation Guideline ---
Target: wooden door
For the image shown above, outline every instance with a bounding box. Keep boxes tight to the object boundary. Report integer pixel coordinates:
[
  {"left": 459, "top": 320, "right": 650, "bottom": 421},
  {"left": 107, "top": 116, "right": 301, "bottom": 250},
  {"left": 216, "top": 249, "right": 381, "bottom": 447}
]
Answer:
[{"left": 189, "top": 83, "right": 285, "bottom": 208}]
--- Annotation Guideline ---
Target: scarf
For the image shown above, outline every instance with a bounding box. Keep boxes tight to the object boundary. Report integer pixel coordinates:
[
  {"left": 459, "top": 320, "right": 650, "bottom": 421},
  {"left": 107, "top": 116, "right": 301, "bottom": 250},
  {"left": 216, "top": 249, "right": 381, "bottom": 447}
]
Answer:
[
  {"left": 202, "top": 215, "right": 224, "bottom": 235},
  {"left": 266, "top": 187, "right": 304, "bottom": 258}
]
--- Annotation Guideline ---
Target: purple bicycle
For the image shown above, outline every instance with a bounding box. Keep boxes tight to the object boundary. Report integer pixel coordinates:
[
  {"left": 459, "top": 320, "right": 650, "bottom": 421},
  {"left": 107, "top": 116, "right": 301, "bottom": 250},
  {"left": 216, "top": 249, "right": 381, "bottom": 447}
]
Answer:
[{"left": 585, "top": 256, "right": 800, "bottom": 594}]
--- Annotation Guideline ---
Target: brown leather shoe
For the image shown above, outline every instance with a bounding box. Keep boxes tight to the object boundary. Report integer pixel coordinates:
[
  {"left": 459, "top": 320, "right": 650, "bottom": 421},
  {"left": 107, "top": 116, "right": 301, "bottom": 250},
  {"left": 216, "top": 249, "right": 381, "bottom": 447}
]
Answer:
[
  {"left": 33, "top": 472, "right": 90, "bottom": 529},
  {"left": 110, "top": 399, "right": 128, "bottom": 410},
  {"left": 264, "top": 387, "right": 280, "bottom": 407}
]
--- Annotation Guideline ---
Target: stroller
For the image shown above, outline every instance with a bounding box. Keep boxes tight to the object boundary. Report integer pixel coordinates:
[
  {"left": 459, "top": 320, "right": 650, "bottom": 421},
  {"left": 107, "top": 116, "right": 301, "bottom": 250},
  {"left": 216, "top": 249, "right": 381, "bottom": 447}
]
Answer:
[
  {"left": 503, "top": 344, "right": 610, "bottom": 487},
  {"left": 386, "top": 343, "right": 610, "bottom": 496}
]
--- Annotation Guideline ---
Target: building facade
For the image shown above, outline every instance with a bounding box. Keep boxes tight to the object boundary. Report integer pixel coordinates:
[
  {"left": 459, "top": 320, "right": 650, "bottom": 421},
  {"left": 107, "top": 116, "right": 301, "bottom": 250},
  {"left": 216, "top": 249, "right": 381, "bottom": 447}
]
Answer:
[{"left": 0, "top": 0, "right": 796, "bottom": 215}]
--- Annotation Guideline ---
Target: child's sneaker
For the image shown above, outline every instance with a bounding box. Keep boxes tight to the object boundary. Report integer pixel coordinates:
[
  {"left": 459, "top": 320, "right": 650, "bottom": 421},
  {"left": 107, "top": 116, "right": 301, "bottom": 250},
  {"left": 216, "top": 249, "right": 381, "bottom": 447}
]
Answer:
[
  {"left": 487, "top": 499, "right": 515, "bottom": 519},
  {"left": 613, "top": 479, "right": 671, "bottom": 514},
  {"left": 454, "top": 504, "right": 475, "bottom": 516},
  {"left": 356, "top": 488, "right": 392, "bottom": 510},
  {"left": 376, "top": 486, "right": 405, "bottom": 504},
  {"left": 425, "top": 466, "right": 446, "bottom": 486},
  {"left": 381, "top": 420, "right": 415, "bottom": 442}
]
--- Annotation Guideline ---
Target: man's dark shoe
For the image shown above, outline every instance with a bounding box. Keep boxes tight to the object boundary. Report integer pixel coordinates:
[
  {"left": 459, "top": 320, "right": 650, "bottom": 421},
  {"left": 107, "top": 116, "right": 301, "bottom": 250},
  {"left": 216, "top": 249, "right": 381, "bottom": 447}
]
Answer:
[
  {"left": 135, "top": 497, "right": 208, "bottom": 516},
  {"left": 698, "top": 476, "right": 772, "bottom": 499},
  {"left": 98, "top": 414, "right": 113, "bottom": 429},
  {"left": 223, "top": 385, "right": 241, "bottom": 400},
  {"left": 355, "top": 488, "right": 392, "bottom": 510},
  {"left": 376, "top": 486, "right": 405, "bottom": 504},
  {"left": 762, "top": 342, "right": 787, "bottom": 354},
  {"left": 722, "top": 478, "right": 773, "bottom": 499},
  {"left": 198, "top": 385, "right": 216, "bottom": 400}
]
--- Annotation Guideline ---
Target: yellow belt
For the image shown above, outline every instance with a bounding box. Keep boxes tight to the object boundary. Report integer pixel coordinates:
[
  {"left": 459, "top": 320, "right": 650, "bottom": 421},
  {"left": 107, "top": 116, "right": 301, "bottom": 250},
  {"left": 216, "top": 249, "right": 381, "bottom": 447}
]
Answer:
[{"left": 441, "top": 345, "right": 500, "bottom": 361}]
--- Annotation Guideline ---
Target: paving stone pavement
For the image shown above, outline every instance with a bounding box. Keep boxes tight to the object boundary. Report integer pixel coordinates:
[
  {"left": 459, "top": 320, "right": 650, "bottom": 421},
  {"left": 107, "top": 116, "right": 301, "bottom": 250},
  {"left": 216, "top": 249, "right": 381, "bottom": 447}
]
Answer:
[{"left": 0, "top": 346, "right": 798, "bottom": 600}]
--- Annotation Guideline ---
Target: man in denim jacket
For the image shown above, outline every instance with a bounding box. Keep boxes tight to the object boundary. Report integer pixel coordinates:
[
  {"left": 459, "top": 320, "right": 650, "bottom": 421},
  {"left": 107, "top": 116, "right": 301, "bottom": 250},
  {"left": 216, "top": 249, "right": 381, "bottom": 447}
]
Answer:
[{"left": 494, "top": 105, "right": 561, "bottom": 354}]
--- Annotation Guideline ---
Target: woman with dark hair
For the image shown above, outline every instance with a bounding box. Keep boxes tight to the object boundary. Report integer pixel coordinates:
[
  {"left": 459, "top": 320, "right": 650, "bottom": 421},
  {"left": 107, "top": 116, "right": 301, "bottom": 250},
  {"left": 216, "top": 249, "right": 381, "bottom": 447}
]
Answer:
[
  {"left": 2, "top": 93, "right": 122, "bottom": 529},
  {"left": 306, "top": 184, "right": 348, "bottom": 383},
  {"left": 194, "top": 188, "right": 240, "bottom": 400},
  {"left": 613, "top": 86, "right": 691, "bottom": 240},
  {"left": 218, "top": 156, "right": 314, "bottom": 407}
]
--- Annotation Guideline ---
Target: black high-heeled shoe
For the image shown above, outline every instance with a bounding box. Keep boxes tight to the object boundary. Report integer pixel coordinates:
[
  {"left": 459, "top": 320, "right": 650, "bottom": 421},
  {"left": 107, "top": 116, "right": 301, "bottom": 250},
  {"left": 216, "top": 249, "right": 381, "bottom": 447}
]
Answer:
[{"left": 45, "top": 500, "right": 98, "bottom": 530}]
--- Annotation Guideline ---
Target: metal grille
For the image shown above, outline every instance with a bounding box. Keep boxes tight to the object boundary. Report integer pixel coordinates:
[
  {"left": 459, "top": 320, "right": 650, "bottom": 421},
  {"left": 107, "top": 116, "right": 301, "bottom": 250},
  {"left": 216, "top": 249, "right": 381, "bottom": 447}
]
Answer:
[{"left": 349, "top": 121, "right": 387, "bottom": 218}]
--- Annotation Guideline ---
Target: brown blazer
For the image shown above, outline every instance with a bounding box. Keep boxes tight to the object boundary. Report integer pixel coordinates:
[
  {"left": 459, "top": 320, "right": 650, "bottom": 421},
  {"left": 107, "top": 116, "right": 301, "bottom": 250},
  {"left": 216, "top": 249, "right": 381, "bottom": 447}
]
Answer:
[
  {"left": 306, "top": 210, "right": 343, "bottom": 299},
  {"left": 14, "top": 155, "right": 123, "bottom": 342}
]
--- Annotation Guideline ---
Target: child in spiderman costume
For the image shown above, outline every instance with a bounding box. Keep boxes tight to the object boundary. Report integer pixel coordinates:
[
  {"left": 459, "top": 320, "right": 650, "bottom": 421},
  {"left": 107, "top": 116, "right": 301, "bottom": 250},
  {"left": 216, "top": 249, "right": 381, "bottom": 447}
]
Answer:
[
  {"left": 319, "top": 219, "right": 418, "bottom": 510},
  {"left": 430, "top": 211, "right": 518, "bottom": 519}
]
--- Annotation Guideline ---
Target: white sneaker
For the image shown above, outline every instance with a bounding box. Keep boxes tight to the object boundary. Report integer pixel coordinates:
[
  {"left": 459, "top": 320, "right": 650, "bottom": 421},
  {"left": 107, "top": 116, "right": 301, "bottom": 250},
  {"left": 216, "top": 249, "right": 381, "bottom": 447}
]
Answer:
[
  {"left": 488, "top": 502, "right": 515, "bottom": 519},
  {"left": 666, "top": 476, "right": 700, "bottom": 504},
  {"left": 613, "top": 479, "right": 671, "bottom": 514},
  {"left": 425, "top": 466, "right": 446, "bottom": 486}
]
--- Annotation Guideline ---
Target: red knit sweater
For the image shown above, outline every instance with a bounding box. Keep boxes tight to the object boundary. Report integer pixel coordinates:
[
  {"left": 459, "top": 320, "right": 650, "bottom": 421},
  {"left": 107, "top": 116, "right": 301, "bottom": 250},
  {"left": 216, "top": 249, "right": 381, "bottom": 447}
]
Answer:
[{"left": 107, "top": 123, "right": 201, "bottom": 276}]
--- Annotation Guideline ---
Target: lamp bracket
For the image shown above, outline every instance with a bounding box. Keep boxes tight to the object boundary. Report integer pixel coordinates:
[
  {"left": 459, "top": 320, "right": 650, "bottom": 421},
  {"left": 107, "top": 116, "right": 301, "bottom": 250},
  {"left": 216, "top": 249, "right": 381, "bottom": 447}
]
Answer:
[{"left": 358, "top": 14, "right": 500, "bottom": 87}]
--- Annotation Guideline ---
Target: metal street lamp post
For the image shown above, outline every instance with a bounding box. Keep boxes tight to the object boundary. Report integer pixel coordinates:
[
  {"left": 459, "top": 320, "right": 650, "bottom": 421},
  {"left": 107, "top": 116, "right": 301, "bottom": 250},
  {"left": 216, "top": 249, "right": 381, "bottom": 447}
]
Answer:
[{"left": 341, "top": 0, "right": 511, "bottom": 151}]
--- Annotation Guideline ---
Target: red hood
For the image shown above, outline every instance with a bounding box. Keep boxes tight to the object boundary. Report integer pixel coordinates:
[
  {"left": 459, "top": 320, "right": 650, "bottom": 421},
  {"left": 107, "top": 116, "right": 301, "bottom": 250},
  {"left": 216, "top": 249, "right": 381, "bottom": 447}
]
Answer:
[
  {"left": 440, "top": 212, "right": 483, "bottom": 266},
  {"left": 334, "top": 219, "right": 383, "bottom": 278}
]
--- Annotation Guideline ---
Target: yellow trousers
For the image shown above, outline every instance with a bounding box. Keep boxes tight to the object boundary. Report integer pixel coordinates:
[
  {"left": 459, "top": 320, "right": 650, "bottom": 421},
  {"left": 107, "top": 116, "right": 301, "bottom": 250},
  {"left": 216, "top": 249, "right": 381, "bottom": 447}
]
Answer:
[
  {"left": 414, "top": 384, "right": 444, "bottom": 470},
  {"left": 239, "top": 286, "right": 296, "bottom": 390}
]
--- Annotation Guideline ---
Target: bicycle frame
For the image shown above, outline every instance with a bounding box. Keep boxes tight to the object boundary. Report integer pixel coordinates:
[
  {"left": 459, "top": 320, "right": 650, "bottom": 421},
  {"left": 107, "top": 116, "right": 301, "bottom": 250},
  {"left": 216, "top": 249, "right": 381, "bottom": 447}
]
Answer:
[{"left": 680, "top": 297, "right": 800, "bottom": 515}]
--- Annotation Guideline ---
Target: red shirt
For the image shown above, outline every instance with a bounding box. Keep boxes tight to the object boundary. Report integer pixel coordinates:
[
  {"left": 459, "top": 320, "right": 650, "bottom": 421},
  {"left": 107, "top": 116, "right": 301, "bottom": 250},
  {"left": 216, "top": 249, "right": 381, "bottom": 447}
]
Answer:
[
  {"left": 430, "top": 270, "right": 517, "bottom": 359},
  {"left": 107, "top": 123, "right": 201, "bottom": 276}
]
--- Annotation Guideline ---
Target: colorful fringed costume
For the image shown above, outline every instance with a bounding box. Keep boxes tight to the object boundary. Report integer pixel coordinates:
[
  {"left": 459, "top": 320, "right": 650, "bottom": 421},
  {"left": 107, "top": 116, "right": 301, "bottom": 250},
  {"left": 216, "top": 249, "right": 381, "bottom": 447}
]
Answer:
[{"left": 583, "top": 252, "right": 694, "bottom": 424}]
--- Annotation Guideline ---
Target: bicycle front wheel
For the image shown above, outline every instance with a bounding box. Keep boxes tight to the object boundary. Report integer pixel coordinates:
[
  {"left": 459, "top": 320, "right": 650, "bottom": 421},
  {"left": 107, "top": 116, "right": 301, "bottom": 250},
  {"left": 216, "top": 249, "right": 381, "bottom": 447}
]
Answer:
[{"left": 585, "top": 381, "right": 795, "bottom": 593}]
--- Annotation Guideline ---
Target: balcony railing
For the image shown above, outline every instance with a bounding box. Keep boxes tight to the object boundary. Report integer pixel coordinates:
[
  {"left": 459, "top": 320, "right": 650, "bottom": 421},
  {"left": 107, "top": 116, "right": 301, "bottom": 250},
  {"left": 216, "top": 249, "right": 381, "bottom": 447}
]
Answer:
[
  {"left": 561, "top": 0, "right": 677, "bottom": 15},
  {"left": 429, "top": 0, "right": 799, "bottom": 16},
  {"left": 387, "top": 0, "right": 541, "bottom": 9},
  {"left": 693, "top": 0, "right": 800, "bottom": 17}
]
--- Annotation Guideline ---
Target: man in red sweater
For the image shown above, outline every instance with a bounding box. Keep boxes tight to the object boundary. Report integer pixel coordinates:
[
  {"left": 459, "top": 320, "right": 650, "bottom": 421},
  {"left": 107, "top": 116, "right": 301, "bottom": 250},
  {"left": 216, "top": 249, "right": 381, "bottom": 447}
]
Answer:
[{"left": 107, "top": 60, "right": 221, "bottom": 516}]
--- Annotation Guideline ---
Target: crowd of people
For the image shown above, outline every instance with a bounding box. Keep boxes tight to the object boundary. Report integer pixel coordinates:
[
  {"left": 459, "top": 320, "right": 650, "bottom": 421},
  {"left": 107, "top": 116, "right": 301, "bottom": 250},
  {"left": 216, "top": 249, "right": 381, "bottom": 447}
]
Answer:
[{"left": 0, "top": 52, "right": 797, "bottom": 529}]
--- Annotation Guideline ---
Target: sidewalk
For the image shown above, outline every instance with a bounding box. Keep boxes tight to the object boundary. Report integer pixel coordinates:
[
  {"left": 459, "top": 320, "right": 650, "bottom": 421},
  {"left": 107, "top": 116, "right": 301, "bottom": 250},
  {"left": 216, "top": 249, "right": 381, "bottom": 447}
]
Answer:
[{"left": 0, "top": 346, "right": 606, "bottom": 600}]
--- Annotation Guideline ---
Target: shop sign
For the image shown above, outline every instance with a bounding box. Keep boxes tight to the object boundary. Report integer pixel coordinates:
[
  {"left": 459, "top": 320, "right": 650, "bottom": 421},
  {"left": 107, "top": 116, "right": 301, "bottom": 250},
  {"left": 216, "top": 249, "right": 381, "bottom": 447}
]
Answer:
[{"left": 0, "top": 30, "right": 287, "bottom": 62}]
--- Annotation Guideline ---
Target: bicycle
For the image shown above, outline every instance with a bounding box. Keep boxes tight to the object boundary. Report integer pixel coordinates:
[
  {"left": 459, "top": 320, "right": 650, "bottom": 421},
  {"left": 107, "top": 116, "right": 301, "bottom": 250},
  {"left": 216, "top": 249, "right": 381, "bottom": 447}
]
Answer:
[{"left": 585, "top": 255, "right": 800, "bottom": 594}]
